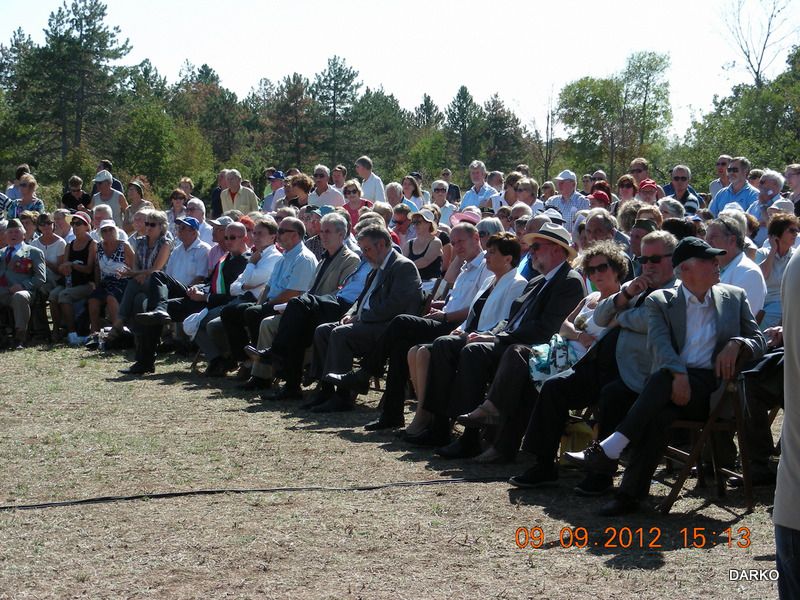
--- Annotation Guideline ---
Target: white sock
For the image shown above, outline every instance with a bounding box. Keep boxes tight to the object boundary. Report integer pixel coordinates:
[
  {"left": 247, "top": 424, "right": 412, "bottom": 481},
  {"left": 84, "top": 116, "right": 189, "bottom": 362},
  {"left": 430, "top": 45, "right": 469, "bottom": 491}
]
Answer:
[{"left": 599, "top": 432, "right": 630, "bottom": 459}]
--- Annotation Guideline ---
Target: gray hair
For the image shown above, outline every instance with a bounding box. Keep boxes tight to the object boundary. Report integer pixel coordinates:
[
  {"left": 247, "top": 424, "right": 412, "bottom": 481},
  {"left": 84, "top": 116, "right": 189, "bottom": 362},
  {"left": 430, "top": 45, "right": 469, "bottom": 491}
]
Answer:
[
  {"left": 476, "top": 217, "right": 504, "bottom": 236},
  {"left": 431, "top": 179, "right": 448, "bottom": 192},
  {"left": 281, "top": 216, "right": 306, "bottom": 238},
  {"left": 658, "top": 198, "right": 685, "bottom": 219},
  {"left": 187, "top": 198, "right": 206, "bottom": 216},
  {"left": 731, "top": 156, "right": 752, "bottom": 173},
  {"left": 314, "top": 164, "right": 330, "bottom": 177},
  {"left": 711, "top": 215, "right": 745, "bottom": 250},
  {"left": 586, "top": 207, "right": 616, "bottom": 231},
  {"left": 357, "top": 224, "right": 392, "bottom": 246},
  {"left": 641, "top": 230, "right": 678, "bottom": 254},
  {"left": 719, "top": 208, "right": 748, "bottom": 237},
  {"left": 227, "top": 169, "right": 242, "bottom": 181},
  {"left": 761, "top": 168, "right": 785, "bottom": 189},
  {"left": 385, "top": 181, "right": 402, "bottom": 196},
  {"left": 469, "top": 160, "right": 487, "bottom": 173},
  {"left": 321, "top": 212, "right": 348, "bottom": 236},
  {"left": 671, "top": 164, "right": 692, "bottom": 179},
  {"left": 93, "top": 204, "right": 112, "bottom": 219}
]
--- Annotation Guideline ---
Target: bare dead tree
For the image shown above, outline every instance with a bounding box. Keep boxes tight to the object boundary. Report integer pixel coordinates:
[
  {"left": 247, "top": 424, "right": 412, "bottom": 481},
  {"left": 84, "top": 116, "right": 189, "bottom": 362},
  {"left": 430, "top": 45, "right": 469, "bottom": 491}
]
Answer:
[{"left": 724, "top": 0, "right": 799, "bottom": 88}]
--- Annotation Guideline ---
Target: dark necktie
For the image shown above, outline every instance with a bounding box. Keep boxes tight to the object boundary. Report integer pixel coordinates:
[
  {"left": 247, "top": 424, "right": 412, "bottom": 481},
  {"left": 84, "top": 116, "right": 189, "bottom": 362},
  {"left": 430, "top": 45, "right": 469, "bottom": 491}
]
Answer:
[{"left": 505, "top": 277, "right": 546, "bottom": 332}]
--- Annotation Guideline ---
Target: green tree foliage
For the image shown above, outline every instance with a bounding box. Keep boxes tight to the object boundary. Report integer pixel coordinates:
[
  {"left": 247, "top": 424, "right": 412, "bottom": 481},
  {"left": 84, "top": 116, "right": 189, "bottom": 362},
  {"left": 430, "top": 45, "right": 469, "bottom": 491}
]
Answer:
[
  {"left": 445, "top": 86, "right": 485, "bottom": 167},
  {"left": 268, "top": 73, "right": 320, "bottom": 170},
  {"left": 482, "top": 94, "right": 525, "bottom": 172},
  {"left": 349, "top": 88, "right": 411, "bottom": 181},
  {"left": 412, "top": 94, "right": 444, "bottom": 130},
  {"left": 311, "top": 56, "right": 360, "bottom": 166}
]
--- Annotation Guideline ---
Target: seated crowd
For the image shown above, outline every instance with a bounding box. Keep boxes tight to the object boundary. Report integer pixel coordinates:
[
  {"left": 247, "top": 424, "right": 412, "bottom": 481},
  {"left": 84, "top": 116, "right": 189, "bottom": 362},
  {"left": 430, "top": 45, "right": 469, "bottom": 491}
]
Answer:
[{"left": 3, "top": 154, "right": 800, "bottom": 522}]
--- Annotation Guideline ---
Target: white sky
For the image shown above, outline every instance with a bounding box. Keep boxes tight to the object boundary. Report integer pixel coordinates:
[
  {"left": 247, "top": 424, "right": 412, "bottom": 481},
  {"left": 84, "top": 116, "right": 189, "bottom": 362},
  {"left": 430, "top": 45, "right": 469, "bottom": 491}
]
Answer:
[{"left": 2, "top": 0, "right": 798, "bottom": 137}]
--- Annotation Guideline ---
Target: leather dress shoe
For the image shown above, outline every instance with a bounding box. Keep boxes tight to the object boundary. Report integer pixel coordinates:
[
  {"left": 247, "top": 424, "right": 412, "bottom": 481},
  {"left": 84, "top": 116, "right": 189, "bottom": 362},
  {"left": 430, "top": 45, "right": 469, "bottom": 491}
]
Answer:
[
  {"left": 301, "top": 388, "right": 332, "bottom": 410},
  {"left": 136, "top": 310, "right": 171, "bottom": 326},
  {"left": 239, "top": 376, "right": 272, "bottom": 391},
  {"left": 364, "top": 414, "right": 405, "bottom": 431},
  {"left": 508, "top": 463, "right": 558, "bottom": 488},
  {"left": 119, "top": 362, "right": 155, "bottom": 375},
  {"left": 204, "top": 356, "right": 236, "bottom": 377},
  {"left": 311, "top": 393, "right": 355, "bottom": 413},
  {"left": 474, "top": 446, "right": 509, "bottom": 464},
  {"left": 261, "top": 386, "right": 303, "bottom": 402},
  {"left": 244, "top": 345, "right": 272, "bottom": 363},
  {"left": 574, "top": 472, "right": 614, "bottom": 496},
  {"left": 323, "top": 369, "right": 371, "bottom": 395},
  {"left": 598, "top": 493, "right": 640, "bottom": 516},
  {"left": 727, "top": 470, "right": 776, "bottom": 488},
  {"left": 456, "top": 405, "right": 501, "bottom": 428},
  {"left": 436, "top": 434, "right": 482, "bottom": 459},
  {"left": 403, "top": 427, "right": 451, "bottom": 448},
  {"left": 563, "top": 441, "right": 619, "bottom": 474}
]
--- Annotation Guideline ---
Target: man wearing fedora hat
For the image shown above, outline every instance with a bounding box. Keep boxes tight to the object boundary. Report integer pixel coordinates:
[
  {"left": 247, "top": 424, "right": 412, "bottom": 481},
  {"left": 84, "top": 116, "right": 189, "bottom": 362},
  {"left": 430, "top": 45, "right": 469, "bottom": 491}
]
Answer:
[
  {"left": 407, "top": 222, "right": 585, "bottom": 452},
  {"left": 564, "top": 236, "right": 766, "bottom": 515},
  {"left": 0, "top": 218, "right": 46, "bottom": 348}
]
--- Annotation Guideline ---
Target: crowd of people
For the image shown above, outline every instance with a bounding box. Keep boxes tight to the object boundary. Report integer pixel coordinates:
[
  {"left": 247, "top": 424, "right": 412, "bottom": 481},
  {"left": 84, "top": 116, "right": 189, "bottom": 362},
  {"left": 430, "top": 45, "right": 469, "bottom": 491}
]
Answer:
[{"left": 1, "top": 153, "right": 799, "bottom": 595}]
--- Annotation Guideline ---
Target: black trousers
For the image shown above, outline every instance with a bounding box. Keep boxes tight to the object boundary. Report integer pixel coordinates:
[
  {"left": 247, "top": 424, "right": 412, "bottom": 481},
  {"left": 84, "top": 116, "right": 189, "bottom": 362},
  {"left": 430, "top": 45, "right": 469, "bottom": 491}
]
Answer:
[
  {"left": 271, "top": 293, "right": 351, "bottom": 390},
  {"left": 145, "top": 271, "right": 188, "bottom": 313},
  {"left": 742, "top": 350, "right": 784, "bottom": 467},
  {"left": 133, "top": 292, "right": 205, "bottom": 367},
  {"left": 369, "top": 315, "right": 454, "bottom": 420},
  {"left": 425, "top": 337, "right": 507, "bottom": 419},
  {"left": 617, "top": 368, "right": 717, "bottom": 499},
  {"left": 221, "top": 302, "right": 276, "bottom": 362}
]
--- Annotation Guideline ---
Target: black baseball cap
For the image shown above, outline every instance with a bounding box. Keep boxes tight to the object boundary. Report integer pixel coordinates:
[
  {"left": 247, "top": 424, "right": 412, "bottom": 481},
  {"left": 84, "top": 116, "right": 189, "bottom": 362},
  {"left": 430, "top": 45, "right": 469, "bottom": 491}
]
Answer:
[{"left": 672, "top": 236, "right": 726, "bottom": 268}]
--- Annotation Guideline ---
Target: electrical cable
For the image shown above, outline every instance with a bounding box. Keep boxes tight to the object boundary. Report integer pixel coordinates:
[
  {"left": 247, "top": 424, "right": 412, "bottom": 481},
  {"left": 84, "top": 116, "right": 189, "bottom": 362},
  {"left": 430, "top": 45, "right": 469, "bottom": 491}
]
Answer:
[{"left": 0, "top": 476, "right": 508, "bottom": 512}]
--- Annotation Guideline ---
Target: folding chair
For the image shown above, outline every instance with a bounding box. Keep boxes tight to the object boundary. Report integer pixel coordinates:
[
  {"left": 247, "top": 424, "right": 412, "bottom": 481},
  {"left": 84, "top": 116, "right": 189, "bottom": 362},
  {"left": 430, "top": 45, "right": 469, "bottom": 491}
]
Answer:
[
  {"left": 660, "top": 375, "right": 754, "bottom": 514},
  {"left": 421, "top": 277, "right": 451, "bottom": 315}
]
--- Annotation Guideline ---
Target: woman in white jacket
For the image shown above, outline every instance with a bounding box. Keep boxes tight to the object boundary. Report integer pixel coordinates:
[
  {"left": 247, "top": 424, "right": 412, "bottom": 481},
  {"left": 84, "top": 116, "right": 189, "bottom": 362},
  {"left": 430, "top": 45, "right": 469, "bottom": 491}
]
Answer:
[{"left": 404, "top": 232, "right": 528, "bottom": 436}]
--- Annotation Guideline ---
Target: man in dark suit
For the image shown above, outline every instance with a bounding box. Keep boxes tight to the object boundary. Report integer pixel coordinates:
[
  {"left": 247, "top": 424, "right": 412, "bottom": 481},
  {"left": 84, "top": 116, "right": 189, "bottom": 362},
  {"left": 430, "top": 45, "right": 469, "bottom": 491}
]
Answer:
[
  {"left": 565, "top": 237, "right": 767, "bottom": 515},
  {"left": 407, "top": 223, "right": 585, "bottom": 454},
  {"left": 0, "top": 218, "right": 46, "bottom": 348},
  {"left": 506, "top": 230, "right": 678, "bottom": 489},
  {"left": 309, "top": 225, "right": 423, "bottom": 412}
]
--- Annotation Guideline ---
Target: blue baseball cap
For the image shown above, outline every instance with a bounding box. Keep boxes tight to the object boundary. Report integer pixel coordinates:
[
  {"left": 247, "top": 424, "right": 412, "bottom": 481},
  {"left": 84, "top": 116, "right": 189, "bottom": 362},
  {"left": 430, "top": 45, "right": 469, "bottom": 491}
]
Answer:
[
  {"left": 176, "top": 216, "right": 200, "bottom": 231},
  {"left": 268, "top": 170, "right": 286, "bottom": 180}
]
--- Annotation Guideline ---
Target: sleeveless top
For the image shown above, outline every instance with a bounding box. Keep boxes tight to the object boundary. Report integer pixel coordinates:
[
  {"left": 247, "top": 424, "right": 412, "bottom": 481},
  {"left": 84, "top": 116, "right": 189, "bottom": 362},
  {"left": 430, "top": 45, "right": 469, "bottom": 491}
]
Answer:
[
  {"left": 97, "top": 241, "right": 127, "bottom": 280},
  {"left": 407, "top": 238, "right": 442, "bottom": 280},
  {"left": 68, "top": 239, "right": 93, "bottom": 286}
]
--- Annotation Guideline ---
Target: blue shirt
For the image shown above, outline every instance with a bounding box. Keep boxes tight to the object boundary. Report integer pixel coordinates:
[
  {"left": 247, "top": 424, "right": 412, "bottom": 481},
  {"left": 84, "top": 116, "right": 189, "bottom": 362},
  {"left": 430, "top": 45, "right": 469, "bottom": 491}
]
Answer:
[
  {"left": 708, "top": 183, "right": 760, "bottom": 216},
  {"left": 266, "top": 242, "right": 318, "bottom": 301},
  {"left": 460, "top": 183, "right": 496, "bottom": 209},
  {"left": 337, "top": 258, "right": 372, "bottom": 304},
  {"left": 662, "top": 182, "right": 700, "bottom": 199}
]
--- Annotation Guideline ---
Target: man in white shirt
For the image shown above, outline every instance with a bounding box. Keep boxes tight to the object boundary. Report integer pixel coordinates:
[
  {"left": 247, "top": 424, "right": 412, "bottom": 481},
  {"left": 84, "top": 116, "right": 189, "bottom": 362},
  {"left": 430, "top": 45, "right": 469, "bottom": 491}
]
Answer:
[
  {"left": 355, "top": 156, "right": 385, "bottom": 203},
  {"left": 309, "top": 164, "right": 345, "bottom": 207},
  {"left": 706, "top": 215, "right": 767, "bottom": 316}
]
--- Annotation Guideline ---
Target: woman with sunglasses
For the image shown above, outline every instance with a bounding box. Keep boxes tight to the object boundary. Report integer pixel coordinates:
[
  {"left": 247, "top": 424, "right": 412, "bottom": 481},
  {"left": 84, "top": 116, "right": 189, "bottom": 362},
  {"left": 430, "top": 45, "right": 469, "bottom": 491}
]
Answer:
[
  {"left": 341, "top": 179, "right": 372, "bottom": 226},
  {"left": 50, "top": 212, "right": 97, "bottom": 343},
  {"left": 85, "top": 219, "right": 135, "bottom": 343},
  {"left": 110, "top": 210, "right": 171, "bottom": 339},
  {"left": 31, "top": 213, "right": 67, "bottom": 297},
  {"left": 166, "top": 189, "right": 187, "bottom": 237},
  {"left": 404, "top": 208, "right": 443, "bottom": 283},
  {"left": 10, "top": 174, "right": 45, "bottom": 219},
  {"left": 756, "top": 213, "right": 799, "bottom": 329},
  {"left": 18, "top": 211, "right": 40, "bottom": 243},
  {"left": 429, "top": 179, "right": 456, "bottom": 224},
  {"left": 614, "top": 175, "right": 639, "bottom": 213}
]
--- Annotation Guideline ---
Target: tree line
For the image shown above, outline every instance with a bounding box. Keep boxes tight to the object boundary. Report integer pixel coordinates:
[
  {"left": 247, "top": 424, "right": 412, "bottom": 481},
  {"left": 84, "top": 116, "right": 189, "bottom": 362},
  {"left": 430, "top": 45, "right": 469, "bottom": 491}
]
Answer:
[{"left": 0, "top": 0, "right": 797, "bottom": 208}]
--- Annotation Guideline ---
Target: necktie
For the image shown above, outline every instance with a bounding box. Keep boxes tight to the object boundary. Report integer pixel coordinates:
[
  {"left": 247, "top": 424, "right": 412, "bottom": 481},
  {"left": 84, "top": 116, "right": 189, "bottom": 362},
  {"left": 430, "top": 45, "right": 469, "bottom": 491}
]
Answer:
[
  {"left": 505, "top": 277, "right": 546, "bottom": 332},
  {"left": 355, "top": 269, "right": 379, "bottom": 319},
  {"left": 4, "top": 247, "right": 13, "bottom": 264}
]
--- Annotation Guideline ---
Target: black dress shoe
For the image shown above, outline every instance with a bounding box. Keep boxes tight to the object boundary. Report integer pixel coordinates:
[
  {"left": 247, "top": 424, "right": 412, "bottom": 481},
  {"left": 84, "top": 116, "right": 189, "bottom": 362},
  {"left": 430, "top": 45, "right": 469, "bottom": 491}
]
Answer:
[
  {"left": 136, "top": 310, "right": 171, "bottom": 326},
  {"left": 508, "top": 463, "right": 559, "bottom": 488},
  {"left": 323, "top": 368, "right": 371, "bottom": 395},
  {"left": 574, "top": 472, "right": 614, "bottom": 497},
  {"left": 563, "top": 440, "right": 619, "bottom": 474},
  {"left": 364, "top": 414, "right": 405, "bottom": 431},
  {"left": 404, "top": 427, "right": 451, "bottom": 448},
  {"left": 119, "top": 362, "right": 155, "bottom": 375},
  {"left": 261, "top": 386, "right": 303, "bottom": 402},
  {"left": 244, "top": 345, "right": 273, "bottom": 363},
  {"left": 311, "top": 393, "right": 355, "bottom": 413},
  {"left": 435, "top": 434, "right": 482, "bottom": 459},
  {"left": 598, "top": 493, "right": 640, "bottom": 516},
  {"left": 727, "top": 470, "right": 776, "bottom": 488},
  {"left": 239, "top": 376, "right": 272, "bottom": 391}
]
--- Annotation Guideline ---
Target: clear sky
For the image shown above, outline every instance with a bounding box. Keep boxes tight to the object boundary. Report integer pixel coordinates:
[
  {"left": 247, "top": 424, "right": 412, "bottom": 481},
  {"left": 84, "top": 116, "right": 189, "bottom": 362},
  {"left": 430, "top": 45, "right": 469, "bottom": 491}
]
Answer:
[{"left": 1, "top": 0, "right": 798, "bottom": 137}]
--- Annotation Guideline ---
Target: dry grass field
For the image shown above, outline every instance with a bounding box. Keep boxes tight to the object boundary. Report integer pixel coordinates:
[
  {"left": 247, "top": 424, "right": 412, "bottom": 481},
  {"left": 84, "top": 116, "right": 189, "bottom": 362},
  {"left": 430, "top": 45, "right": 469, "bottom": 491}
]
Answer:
[{"left": 0, "top": 345, "right": 782, "bottom": 599}]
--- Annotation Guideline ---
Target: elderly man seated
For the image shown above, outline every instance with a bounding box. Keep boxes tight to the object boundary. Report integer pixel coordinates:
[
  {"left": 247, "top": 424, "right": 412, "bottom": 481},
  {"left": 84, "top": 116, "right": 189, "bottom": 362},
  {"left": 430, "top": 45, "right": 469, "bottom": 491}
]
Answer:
[
  {"left": 0, "top": 219, "right": 46, "bottom": 348},
  {"left": 565, "top": 236, "right": 766, "bottom": 515},
  {"left": 309, "top": 225, "right": 423, "bottom": 413},
  {"left": 121, "top": 222, "right": 246, "bottom": 374}
]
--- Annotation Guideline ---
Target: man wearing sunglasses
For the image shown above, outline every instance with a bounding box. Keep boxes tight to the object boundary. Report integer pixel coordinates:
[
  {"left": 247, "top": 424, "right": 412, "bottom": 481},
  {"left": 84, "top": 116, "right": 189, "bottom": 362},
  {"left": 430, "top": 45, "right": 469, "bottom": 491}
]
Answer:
[
  {"left": 708, "top": 156, "right": 760, "bottom": 216},
  {"left": 662, "top": 165, "right": 701, "bottom": 211},
  {"left": 308, "top": 165, "right": 344, "bottom": 208},
  {"left": 509, "top": 230, "right": 679, "bottom": 492}
]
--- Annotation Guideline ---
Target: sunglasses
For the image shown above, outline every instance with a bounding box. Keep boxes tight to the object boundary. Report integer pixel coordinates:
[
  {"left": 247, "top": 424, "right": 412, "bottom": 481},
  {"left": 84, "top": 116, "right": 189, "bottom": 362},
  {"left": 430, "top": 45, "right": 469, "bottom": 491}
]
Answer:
[
  {"left": 224, "top": 235, "right": 243, "bottom": 240},
  {"left": 716, "top": 162, "right": 729, "bottom": 167},
  {"left": 313, "top": 173, "right": 327, "bottom": 178},
  {"left": 277, "top": 228, "right": 296, "bottom": 235},
  {"left": 529, "top": 242, "right": 553, "bottom": 251},
  {"left": 590, "top": 177, "right": 603, "bottom": 182},
  {"left": 344, "top": 189, "right": 359, "bottom": 196},
  {"left": 72, "top": 221, "right": 87, "bottom": 227},
  {"left": 672, "top": 176, "right": 688, "bottom": 181},
  {"left": 19, "top": 182, "right": 31, "bottom": 188},
  {"left": 789, "top": 228, "right": 800, "bottom": 234},
  {"left": 515, "top": 187, "right": 530, "bottom": 193},
  {"left": 145, "top": 221, "right": 158, "bottom": 227},
  {"left": 393, "top": 219, "right": 409, "bottom": 226},
  {"left": 637, "top": 253, "right": 672, "bottom": 264},
  {"left": 433, "top": 188, "right": 447, "bottom": 193},
  {"left": 478, "top": 231, "right": 491, "bottom": 238},
  {"left": 727, "top": 167, "right": 740, "bottom": 173},
  {"left": 69, "top": 188, "right": 82, "bottom": 193},
  {"left": 618, "top": 183, "right": 634, "bottom": 189},
  {"left": 748, "top": 174, "right": 760, "bottom": 180},
  {"left": 585, "top": 263, "right": 611, "bottom": 276}
]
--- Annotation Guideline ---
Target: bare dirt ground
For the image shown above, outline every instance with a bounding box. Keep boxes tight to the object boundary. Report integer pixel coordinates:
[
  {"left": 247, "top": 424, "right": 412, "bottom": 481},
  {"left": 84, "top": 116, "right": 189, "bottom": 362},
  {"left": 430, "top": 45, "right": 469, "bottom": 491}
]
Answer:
[{"left": 0, "top": 346, "right": 781, "bottom": 599}]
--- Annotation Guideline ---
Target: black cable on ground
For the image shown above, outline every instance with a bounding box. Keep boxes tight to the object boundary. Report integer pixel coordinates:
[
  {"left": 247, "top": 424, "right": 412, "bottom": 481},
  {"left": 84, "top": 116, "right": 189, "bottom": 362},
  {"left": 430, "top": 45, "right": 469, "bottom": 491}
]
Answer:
[{"left": 0, "top": 476, "right": 508, "bottom": 512}]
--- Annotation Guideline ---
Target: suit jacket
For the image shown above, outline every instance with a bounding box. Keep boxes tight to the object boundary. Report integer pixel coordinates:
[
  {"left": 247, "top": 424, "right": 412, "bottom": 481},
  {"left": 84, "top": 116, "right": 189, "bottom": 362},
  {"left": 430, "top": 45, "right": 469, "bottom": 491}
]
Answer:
[
  {"left": 592, "top": 278, "right": 677, "bottom": 393},
  {"left": 310, "top": 245, "right": 361, "bottom": 297},
  {"left": 207, "top": 253, "right": 249, "bottom": 308},
  {"left": 645, "top": 283, "right": 766, "bottom": 376},
  {"left": 493, "top": 261, "right": 586, "bottom": 346},
  {"left": 0, "top": 243, "right": 46, "bottom": 291},
  {"left": 347, "top": 249, "right": 422, "bottom": 324}
]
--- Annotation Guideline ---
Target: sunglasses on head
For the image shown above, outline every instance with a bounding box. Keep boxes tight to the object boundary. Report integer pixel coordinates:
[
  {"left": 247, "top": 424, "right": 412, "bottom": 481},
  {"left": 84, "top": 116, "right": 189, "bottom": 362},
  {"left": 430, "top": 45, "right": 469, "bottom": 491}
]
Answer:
[
  {"left": 585, "top": 263, "right": 610, "bottom": 276},
  {"left": 637, "top": 253, "right": 672, "bottom": 264}
]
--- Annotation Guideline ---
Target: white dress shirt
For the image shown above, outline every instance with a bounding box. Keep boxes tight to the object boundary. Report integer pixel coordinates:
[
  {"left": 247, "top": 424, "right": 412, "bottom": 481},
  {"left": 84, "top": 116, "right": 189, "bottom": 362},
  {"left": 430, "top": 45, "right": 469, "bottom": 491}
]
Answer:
[
  {"left": 719, "top": 251, "right": 767, "bottom": 314},
  {"left": 443, "top": 252, "right": 488, "bottom": 315},
  {"left": 680, "top": 287, "right": 717, "bottom": 369},
  {"left": 165, "top": 237, "right": 211, "bottom": 286},
  {"left": 230, "top": 244, "right": 283, "bottom": 299}
]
